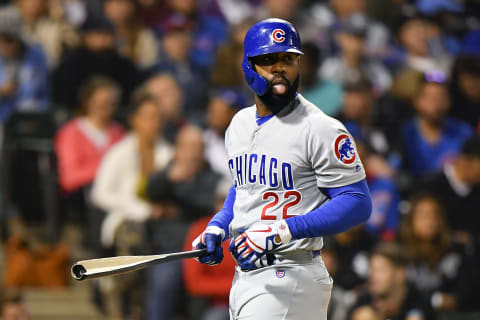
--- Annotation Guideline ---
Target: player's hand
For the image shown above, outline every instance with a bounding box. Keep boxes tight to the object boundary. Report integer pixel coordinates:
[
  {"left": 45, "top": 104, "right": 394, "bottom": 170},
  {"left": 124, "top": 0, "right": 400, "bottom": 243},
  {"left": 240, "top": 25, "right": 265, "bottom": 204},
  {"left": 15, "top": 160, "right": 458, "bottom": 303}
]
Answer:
[
  {"left": 192, "top": 225, "right": 225, "bottom": 265},
  {"left": 229, "top": 220, "right": 291, "bottom": 270}
]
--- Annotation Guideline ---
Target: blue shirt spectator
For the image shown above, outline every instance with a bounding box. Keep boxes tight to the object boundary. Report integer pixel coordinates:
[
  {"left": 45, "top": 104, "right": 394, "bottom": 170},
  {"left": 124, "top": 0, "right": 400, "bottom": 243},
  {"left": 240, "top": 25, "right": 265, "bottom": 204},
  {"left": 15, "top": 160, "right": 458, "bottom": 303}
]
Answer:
[
  {"left": 402, "top": 118, "right": 473, "bottom": 177},
  {"left": 401, "top": 73, "right": 474, "bottom": 178},
  {"left": 0, "top": 16, "right": 49, "bottom": 122}
]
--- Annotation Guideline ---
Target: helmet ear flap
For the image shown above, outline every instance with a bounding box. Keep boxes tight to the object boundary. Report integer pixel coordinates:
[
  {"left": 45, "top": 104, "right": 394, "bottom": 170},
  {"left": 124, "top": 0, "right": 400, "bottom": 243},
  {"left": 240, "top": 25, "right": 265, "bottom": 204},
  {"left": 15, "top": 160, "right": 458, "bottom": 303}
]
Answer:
[{"left": 242, "top": 56, "right": 268, "bottom": 96}]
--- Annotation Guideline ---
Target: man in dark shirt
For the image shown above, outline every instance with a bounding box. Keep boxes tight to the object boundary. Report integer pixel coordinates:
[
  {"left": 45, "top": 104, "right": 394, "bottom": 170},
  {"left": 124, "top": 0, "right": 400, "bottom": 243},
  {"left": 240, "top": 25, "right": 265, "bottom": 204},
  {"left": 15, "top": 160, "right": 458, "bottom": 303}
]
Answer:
[
  {"left": 349, "top": 243, "right": 435, "bottom": 320},
  {"left": 52, "top": 13, "right": 140, "bottom": 111}
]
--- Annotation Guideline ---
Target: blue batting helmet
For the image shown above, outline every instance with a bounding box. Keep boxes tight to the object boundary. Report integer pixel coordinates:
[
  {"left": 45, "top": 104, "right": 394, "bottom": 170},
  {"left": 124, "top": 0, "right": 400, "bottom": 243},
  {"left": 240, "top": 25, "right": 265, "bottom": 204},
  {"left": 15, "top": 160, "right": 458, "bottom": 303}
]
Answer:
[{"left": 242, "top": 18, "right": 303, "bottom": 96}]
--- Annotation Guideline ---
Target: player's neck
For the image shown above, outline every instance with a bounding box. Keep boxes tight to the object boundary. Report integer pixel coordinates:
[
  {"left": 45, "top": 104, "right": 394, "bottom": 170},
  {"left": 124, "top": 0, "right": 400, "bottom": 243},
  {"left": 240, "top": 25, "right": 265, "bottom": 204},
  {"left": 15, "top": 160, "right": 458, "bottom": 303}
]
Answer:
[{"left": 255, "top": 96, "right": 273, "bottom": 117}]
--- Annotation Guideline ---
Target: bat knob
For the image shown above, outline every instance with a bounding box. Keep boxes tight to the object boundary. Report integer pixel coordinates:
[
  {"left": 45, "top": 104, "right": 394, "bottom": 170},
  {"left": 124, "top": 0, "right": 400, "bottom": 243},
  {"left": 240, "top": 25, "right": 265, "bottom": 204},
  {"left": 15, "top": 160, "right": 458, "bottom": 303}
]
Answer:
[{"left": 71, "top": 264, "right": 87, "bottom": 281}]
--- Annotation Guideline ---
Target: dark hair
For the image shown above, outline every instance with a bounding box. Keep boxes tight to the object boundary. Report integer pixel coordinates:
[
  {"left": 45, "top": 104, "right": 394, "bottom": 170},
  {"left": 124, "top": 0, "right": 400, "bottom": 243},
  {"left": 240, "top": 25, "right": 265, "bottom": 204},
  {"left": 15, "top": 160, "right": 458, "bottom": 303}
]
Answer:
[
  {"left": 301, "top": 42, "right": 322, "bottom": 69},
  {"left": 399, "top": 192, "right": 450, "bottom": 269},
  {"left": 343, "top": 75, "right": 373, "bottom": 93},
  {"left": 77, "top": 76, "right": 120, "bottom": 114},
  {"left": 128, "top": 87, "right": 159, "bottom": 118},
  {"left": 371, "top": 242, "right": 409, "bottom": 268},
  {"left": 460, "top": 135, "right": 480, "bottom": 158},
  {"left": 451, "top": 55, "right": 480, "bottom": 79}
]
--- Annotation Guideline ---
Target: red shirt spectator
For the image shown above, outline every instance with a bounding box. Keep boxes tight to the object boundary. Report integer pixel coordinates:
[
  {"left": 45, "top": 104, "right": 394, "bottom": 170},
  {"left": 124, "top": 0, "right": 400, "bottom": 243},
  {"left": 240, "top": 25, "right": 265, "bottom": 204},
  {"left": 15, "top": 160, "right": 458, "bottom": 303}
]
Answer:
[
  {"left": 183, "top": 215, "right": 236, "bottom": 306},
  {"left": 55, "top": 118, "right": 124, "bottom": 193}
]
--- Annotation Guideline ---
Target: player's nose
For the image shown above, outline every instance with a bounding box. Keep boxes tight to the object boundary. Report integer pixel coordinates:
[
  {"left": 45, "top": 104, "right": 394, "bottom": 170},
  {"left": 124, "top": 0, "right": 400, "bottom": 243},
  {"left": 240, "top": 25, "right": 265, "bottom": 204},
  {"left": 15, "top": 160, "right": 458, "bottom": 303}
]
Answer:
[{"left": 271, "top": 60, "right": 286, "bottom": 73}]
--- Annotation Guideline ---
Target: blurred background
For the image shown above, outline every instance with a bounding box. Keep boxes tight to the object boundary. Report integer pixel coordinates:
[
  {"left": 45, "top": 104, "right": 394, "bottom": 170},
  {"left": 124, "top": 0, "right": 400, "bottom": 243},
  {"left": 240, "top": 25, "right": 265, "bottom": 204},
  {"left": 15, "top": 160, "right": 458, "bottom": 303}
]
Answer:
[{"left": 0, "top": 0, "right": 479, "bottom": 319}]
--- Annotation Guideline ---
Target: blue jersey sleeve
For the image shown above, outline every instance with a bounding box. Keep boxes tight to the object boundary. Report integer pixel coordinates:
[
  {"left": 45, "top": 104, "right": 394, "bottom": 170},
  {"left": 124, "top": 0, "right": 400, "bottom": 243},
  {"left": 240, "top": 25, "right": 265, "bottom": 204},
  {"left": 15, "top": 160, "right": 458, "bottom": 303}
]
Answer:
[
  {"left": 286, "top": 179, "right": 372, "bottom": 239},
  {"left": 208, "top": 185, "right": 235, "bottom": 238}
]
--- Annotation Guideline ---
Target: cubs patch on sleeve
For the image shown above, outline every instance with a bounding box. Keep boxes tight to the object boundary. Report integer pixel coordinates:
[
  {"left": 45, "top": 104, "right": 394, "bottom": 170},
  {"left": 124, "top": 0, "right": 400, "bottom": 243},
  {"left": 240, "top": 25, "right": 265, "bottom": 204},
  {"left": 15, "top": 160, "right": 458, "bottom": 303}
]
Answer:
[
  {"left": 333, "top": 134, "right": 357, "bottom": 165},
  {"left": 308, "top": 116, "right": 365, "bottom": 188}
]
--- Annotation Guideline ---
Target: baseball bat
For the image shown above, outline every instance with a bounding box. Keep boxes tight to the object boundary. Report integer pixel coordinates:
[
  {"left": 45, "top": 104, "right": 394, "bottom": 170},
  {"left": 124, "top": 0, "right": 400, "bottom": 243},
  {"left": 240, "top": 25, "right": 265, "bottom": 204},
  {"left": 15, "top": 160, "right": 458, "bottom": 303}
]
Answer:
[{"left": 71, "top": 248, "right": 207, "bottom": 281}]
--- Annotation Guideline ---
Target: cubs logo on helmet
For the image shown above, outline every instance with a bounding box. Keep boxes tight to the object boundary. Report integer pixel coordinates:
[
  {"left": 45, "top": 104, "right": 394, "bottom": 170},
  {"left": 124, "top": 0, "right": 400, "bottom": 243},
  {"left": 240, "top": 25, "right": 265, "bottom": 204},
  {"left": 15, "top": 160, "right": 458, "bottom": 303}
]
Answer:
[
  {"left": 271, "top": 29, "right": 286, "bottom": 43},
  {"left": 334, "top": 134, "right": 356, "bottom": 164},
  {"left": 241, "top": 18, "right": 304, "bottom": 96}
]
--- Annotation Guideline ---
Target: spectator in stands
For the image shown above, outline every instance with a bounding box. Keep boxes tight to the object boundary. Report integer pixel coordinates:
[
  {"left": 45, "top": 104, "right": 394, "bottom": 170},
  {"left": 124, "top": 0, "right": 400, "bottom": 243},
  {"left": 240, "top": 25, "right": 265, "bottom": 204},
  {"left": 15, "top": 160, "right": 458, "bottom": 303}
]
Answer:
[
  {"left": 90, "top": 88, "right": 172, "bottom": 319},
  {"left": 354, "top": 137, "right": 401, "bottom": 241},
  {"left": 162, "top": 0, "right": 228, "bottom": 71},
  {"left": 151, "top": 13, "right": 206, "bottom": 120},
  {"left": 55, "top": 76, "right": 124, "bottom": 245},
  {"left": 103, "top": 0, "right": 159, "bottom": 69},
  {"left": 203, "top": 88, "right": 245, "bottom": 180},
  {"left": 338, "top": 77, "right": 390, "bottom": 155},
  {"left": 399, "top": 193, "right": 477, "bottom": 312},
  {"left": 449, "top": 55, "right": 480, "bottom": 130},
  {"left": 349, "top": 242, "right": 435, "bottom": 320},
  {"left": 419, "top": 135, "right": 480, "bottom": 251},
  {"left": 401, "top": 71, "right": 474, "bottom": 178},
  {"left": 321, "top": 239, "right": 358, "bottom": 320},
  {"left": 210, "top": 17, "right": 255, "bottom": 93},
  {"left": 393, "top": 15, "right": 451, "bottom": 88},
  {"left": 323, "top": 226, "right": 376, "bottom": 292},
  {"left": 311, "top": 0, "right": 391, "bottom": 58},
  {"left": 145, "top": 125, "right": 223, "bottom": 320},
  {"left": 183, "top": 179, "right": 235, "bottom": 320},
  {"left": 0, "top": 0, "right": 80, "bottom": 69},
  {"left": 0, "top": 10, "right": 49, "bottom": 122},
  {"left": 55, "top": 76, "right": 124, "bottom": 195},
  {"left": 144, "top": 72, "right": 188, "bottom": 143},
  {"left": 320, "top": 15, "right": 392, "bottom": 94},
  {"left": 91, "top": 88, "right": 172, "bottom": 249},
  {"left": 146, "top": 125, "right": 222, "bottom": 243},
  {"left": 299, "top": 42, "right": 343, "bottom": 116},
  {"left": 52, "top": 12, "right": 140, "bottom": 110},
  {"left": 0, "top": 289, "right": 31, "bottom": 320}
]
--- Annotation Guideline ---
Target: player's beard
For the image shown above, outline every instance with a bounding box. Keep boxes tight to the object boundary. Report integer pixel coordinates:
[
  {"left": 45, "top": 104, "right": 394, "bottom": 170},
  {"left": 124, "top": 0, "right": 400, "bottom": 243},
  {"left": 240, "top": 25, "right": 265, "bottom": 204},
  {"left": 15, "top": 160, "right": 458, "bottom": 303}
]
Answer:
[{"left": 258, "top": 75, "right": 300, "bottom": 114}]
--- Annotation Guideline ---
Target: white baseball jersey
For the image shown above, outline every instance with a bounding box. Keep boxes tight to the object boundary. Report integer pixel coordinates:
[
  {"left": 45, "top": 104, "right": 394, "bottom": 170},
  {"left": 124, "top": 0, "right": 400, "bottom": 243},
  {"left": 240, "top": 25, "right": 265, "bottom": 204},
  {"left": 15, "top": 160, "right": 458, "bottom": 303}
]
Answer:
[{"left": 225, "top": 94, "right": 366, "bottom": 254}]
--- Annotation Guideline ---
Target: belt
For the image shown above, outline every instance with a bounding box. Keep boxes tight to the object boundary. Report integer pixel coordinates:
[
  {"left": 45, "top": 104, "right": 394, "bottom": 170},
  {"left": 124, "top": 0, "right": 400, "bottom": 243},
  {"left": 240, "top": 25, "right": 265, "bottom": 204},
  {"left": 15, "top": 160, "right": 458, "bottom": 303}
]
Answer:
[{"left": 241, "top": 250, "right": 321, "bottom": 271}]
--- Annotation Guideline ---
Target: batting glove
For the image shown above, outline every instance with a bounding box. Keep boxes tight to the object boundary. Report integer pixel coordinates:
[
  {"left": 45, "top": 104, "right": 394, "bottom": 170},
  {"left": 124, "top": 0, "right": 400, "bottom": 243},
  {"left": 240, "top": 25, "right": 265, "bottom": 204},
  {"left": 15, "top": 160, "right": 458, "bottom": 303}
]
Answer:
[
  {"left": 229, "top": 220, "right": 292, "bottom": 270},
  {"left": 192, "top": 225, "right": 225, "bottom": 266}
]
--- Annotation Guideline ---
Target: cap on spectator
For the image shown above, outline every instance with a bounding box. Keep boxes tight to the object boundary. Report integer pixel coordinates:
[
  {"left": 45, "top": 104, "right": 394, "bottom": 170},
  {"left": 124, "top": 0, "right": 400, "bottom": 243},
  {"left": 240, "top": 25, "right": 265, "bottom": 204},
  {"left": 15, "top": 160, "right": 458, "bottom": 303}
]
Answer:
[
  {"left": 211, "top": 88, "right": 248, "bottom": 109},
  {"left": 0, "top": 10, "right": 22, "bottom": 39},
  {"left": 80, "top": 13, "right": 115, "bottom": 33},
  {"left": 161, "top": 13, "right": 194, "bottom": 34},
  {"left": 336, "top": 14, "right": 368, "bottom": 38},
  {"left": 422, "top": 70, "right": 447, "bottom": 84}
]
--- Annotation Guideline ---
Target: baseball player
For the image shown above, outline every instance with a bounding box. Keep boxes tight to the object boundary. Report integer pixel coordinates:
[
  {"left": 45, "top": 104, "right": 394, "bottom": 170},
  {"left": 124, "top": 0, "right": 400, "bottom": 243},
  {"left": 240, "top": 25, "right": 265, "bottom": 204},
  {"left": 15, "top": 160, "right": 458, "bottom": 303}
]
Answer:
[{"left": 192, "top": 18, "right": 372, "bottom": 320}]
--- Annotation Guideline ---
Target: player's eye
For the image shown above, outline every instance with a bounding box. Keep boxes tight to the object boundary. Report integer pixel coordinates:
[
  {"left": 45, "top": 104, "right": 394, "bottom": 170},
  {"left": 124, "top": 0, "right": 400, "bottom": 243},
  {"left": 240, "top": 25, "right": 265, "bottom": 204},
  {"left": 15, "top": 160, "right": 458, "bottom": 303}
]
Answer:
[
  {"left": 281, "top": 54, "right": 295, "bottom": 64},
  {"left": 255, "top": 55, "right": 274, "bottom": 65}
]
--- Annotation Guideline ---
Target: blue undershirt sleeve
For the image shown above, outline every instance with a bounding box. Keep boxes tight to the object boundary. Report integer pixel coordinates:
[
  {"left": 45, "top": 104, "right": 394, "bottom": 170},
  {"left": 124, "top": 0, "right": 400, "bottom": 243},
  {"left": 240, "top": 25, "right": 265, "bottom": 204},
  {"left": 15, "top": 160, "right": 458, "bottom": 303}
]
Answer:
[
  {"left": 285, "top": 179, "right": 372, "bottom": 239},
  {"left": 207, "top": 185, "right": 236, "bottom": 238}
]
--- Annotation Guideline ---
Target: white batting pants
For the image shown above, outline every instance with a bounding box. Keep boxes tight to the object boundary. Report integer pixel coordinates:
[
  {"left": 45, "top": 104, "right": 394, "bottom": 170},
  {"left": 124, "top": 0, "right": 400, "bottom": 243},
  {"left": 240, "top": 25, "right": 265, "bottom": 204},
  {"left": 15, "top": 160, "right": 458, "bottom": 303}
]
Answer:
[{"left": 229, "top": 252, "right": 333, "bottom": 320}]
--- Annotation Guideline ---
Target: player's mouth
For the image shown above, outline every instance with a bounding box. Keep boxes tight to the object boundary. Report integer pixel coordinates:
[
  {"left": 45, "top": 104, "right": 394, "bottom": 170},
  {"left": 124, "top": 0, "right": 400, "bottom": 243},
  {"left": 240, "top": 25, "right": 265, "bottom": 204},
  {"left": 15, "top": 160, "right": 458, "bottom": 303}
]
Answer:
[{"left": 271, "top": 77, "right": 290, "bottom": 95}]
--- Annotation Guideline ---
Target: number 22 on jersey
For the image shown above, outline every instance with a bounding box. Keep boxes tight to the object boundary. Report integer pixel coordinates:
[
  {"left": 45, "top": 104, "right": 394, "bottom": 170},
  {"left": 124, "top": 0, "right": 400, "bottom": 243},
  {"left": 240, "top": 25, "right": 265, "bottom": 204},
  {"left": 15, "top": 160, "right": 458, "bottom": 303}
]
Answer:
[{"left": 261, "top": 191, "right": 302, "bottom": 220}]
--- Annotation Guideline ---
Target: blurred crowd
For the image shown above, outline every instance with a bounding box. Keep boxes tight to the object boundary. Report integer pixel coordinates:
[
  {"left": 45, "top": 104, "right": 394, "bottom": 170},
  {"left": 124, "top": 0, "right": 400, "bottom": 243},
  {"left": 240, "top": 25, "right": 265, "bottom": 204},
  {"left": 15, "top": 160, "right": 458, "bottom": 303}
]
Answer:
[{"left": 0, "top": 0, "right": 479, "bottom": 320}]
